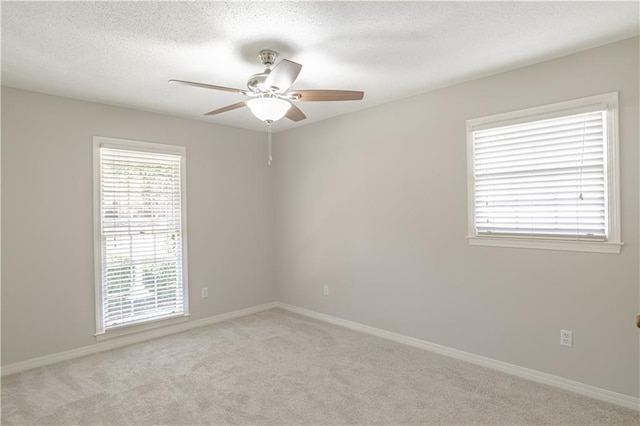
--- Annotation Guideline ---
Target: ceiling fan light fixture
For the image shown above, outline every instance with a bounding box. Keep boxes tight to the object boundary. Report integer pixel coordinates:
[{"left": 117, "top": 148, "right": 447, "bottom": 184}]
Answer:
[{"left": 247, "top": 97, "right": 291, "bottom": 122}]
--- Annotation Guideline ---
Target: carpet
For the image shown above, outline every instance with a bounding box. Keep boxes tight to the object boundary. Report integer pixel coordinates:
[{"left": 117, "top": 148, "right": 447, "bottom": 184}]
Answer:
[{"left": 2, "top": 308, "right": 638, "bottom": 425}]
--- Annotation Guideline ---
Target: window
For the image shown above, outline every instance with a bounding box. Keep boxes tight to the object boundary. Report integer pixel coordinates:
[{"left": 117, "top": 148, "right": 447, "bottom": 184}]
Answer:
[
  {"left": 466, "top": 92, "right": 621, "bottom": 253},
  {"left": 94, "top": 137, "right": 189, "bottom": 338}
]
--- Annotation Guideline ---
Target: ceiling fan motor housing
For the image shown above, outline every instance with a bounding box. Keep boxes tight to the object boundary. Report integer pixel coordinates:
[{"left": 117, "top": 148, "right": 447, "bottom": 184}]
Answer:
[{"left": 247, "top": 70, "right": 271, "bottom": 93}]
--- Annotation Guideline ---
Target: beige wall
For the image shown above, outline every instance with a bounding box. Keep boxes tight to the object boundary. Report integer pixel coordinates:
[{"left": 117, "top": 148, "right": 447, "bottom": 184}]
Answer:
[
  {"left": 2, "top": 38, "right": 638, "bottom": 399},
  {"left": 274, "top": 38, "right": 639, "bottom": 397},
  {"left": 1, "top": 87, "right": 274, "bottom": 364}
]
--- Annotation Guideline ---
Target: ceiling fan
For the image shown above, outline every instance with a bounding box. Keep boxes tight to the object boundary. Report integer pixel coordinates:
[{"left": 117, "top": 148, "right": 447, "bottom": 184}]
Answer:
[{"left": 170, "top": 49, "right": 364, "bottom": 123}]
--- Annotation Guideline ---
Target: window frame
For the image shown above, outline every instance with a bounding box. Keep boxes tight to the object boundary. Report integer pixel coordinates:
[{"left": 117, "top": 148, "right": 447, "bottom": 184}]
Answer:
[
  {"left": 93, "top": 136, "right": 190, "bottom": 340},
  {"left": 466, "top": 92, "right": 622, "bottom": 254}
]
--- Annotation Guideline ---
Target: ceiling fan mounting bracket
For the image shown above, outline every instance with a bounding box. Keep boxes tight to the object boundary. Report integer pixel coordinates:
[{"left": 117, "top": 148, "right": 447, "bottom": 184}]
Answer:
[{"left": 258, "top": 50, "right": 278, "bottom": 67}]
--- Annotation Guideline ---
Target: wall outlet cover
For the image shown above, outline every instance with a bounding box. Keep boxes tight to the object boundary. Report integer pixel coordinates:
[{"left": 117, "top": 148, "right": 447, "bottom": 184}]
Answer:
[{"left": 560, "top": 329, "right": 573, "bottom": 347}]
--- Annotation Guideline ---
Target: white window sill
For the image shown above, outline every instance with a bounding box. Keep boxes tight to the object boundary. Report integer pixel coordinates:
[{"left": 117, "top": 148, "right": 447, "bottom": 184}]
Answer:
[
  {"left": 95, "top": 313, "right": 191, "bottom": 341},
  {"left": 467, "top": 236, "right": 623, "bottom": 254}
]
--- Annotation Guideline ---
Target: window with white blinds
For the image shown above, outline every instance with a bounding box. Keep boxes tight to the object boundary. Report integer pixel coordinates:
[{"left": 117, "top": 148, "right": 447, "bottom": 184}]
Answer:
[
  {"left": 94, "top": 138, "right": 188, "bottom": 335},
  {"left": 466, "top": 93, "right": 621, "bottom": 253}
]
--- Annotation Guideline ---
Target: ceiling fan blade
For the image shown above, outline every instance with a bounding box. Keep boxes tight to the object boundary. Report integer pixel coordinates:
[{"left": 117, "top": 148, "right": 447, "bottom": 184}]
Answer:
[
  {"left": 288, "top": 90, "right": 364, "bottom": 102},
  {"left": 170, "top": 79, "right": 249, "bottom": 95},
  {"left": 285, "top": 102, "right": 306, "bottom": 122},
  {"left": 204, "top": 101, "right": 247, "bottom": 116},
  {"left": 264, "top": 59, "right": 302, "bottom": 93}
]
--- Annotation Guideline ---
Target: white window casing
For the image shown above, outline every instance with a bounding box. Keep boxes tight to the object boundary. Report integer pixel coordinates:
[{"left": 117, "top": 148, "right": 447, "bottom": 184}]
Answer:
[
  {"left": 466, "top": 92, "right": 622, "bottom": 253},
  {"left": 93, "top": 137, "right": 189, "bottom": 339}
]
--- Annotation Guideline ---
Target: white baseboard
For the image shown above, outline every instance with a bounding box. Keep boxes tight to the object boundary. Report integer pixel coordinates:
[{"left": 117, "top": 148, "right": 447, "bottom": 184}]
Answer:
[
  {"left": 3, "top": 300, "right": 638, "bottom": 411},
  {"left": 1, "top": 302, "right": 278, "bottom": 377},
  {"left": 275, "top": 302, "right": 640, "bottom": 411}
]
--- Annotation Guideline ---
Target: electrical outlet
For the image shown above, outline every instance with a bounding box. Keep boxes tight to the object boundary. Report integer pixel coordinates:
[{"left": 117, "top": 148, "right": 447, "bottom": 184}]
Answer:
[
  {"left": 560, "top": 329, "right": 573, "bottom": 347},
  {"left": 323, "top": 285, "right": 329, "bottom": 296},
  {"left": 201, "top": 287, "right": 208, "bottom": 298}
]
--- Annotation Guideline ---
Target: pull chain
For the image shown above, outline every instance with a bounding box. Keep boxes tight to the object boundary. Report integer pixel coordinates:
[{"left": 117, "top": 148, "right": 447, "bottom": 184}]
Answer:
[{"left": 266, "top": 120, "right": 273, "bottom": 166}]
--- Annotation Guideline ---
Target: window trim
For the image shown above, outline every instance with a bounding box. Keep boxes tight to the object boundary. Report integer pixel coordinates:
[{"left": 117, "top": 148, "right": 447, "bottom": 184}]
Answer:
[
  {"left": 93, "top": 136, "right": 190, "bottom": 339},
  {"left": 466, "top": 92, "right": 622, "bottom": 254}
]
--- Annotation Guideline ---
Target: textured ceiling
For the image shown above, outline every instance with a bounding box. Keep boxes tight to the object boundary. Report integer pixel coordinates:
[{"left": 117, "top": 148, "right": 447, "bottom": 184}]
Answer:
[{"left": 2, "top": 1, "right": 639, "bottom": 133}]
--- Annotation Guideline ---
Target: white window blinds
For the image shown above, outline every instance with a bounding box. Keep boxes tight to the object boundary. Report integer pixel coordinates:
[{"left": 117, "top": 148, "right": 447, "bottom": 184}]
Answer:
[
  {"left": 98, "top": 144, "right": 187, "bottom": 331},
  {"left": 472, "top": 110, "right": 607, "bottom": 240}
]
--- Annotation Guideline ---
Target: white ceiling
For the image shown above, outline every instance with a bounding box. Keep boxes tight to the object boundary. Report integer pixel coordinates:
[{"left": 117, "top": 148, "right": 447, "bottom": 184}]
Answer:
[{"left": 2, "top": 1, "right": 638, "bottom": 133}]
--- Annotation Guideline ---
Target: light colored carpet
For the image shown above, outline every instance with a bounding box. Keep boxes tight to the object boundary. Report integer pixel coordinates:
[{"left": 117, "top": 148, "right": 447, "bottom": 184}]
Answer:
[{"left": 1, "top": 308, "right": 638, "bottom": 425}]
